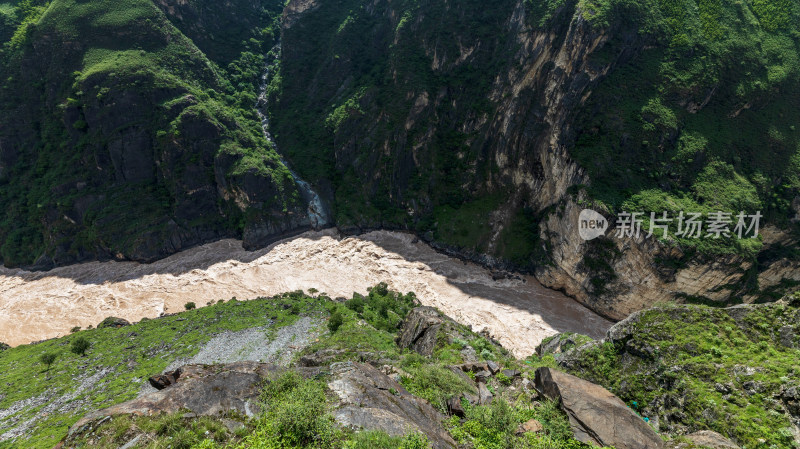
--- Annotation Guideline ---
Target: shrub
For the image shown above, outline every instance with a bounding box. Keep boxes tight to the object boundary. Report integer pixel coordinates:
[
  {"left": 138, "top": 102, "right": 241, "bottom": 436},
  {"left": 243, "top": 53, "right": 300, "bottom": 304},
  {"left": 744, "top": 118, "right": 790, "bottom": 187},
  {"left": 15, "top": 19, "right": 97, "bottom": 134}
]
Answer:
[
  {"left": 328, "top": 310, "right": 344, "bottom": 333},
  {"left": 496, "top": 371, "right": 512, "bottom": 386},
  {"left": 39, "top": 352, "right": 57, "bottom": 370},
  {"left": 345, "top": 295, "right": 365, "bottom": 314},
  {"left": 261, "top": 371, "right": 336, "bottom": 446},
  {"left": 184, "top": 302, "right": 196, "bottom": 310},
  {"left": 399, "top": 363, "right": 475, "bottom": 412},
  {"left": 346, "top": 284, "right": 418, "bottom": 332},
  {"left": 70, "top": 336, "right": 90, "bottom": 356},
  {"left": 70, "top": 326, "right": 81, "bottom": 333},
  {"left": 345, "top": 430, "right": 430, "bottom": 449}
]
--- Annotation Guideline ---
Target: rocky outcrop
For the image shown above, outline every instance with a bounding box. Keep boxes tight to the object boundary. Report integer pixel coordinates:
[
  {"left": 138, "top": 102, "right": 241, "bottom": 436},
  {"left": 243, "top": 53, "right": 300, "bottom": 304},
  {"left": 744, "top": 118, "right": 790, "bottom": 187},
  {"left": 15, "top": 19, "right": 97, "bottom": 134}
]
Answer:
[
  {"left": 536, "top": 332, "right": 593, "bottom": 360},
  {"left": 667, "top": 431, "right": 740, "bottom": 449},
  {"left": 534, "top": 367, "right": 663, "bottom": 449},
  {"left": 397, "top": 307, "right": 449, "bottom": 356},
  {"left": 328, "top": 362, "right": 456, "bottom": 449},
  {"left": 68, "top": 360, "right": 456, "bottom": 449},
  {"left": 97, "top": 317, "right": 131, "bottom": 329},
  {"left": 558, "top": 299, "right": 800, "bottom": 447},
  {"left": 69, "top": 362, "right": 291, "bottom": 436},
  {"left": 536, "top": 194, "right": 800, "bottom": 319},
  {"left": 275, "top": 0, "right": 645, "bottom": 257}
]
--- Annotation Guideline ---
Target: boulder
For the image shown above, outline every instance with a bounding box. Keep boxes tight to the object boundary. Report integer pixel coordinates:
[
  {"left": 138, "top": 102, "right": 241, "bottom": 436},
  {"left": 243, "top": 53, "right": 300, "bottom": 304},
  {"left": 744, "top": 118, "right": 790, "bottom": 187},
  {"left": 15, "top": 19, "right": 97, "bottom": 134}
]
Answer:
[
  {"left": 97, "top": 317, "right": 131, "bottom": 329},
  {"left": 477, "top": 382, "right": 493, "bottom": 405},
  {"left": 446, "top": 396, "right": 466, "bottom": 418},
  {"left": 396, "top": 307, "right": 446, "bottom": 356},
  {"left": 684, "top": 431, "right": 740, "bottom": 449},
  {"left": 516, "top": 418, "right": 544, "bottom": 435},
  {"left": 534, "top": 367, "right": 663, "bottom": 449},
  {"left": 486, "top": 361, "right": 500, "bottom": 374},
  {"left": 148, "top": 369, "right": 181, "bottom": 390},
  {"left": 474, "top": 370, "right": 491, "bottom": 383},
  {"left": 0, "top": 342, "right": 9, "bottom": 351},
  {"left": 459, "top": 362, "right": 489, "bottom": 373},
  {"left": 781, "top": 385, "right": 800, "bottom": 417},
  {"left": 298, "top": 348, "right": 347, "bottom": 367},
  {"left": 667, "top": 431, "right": 740, "bottom": 449},
  {"left": 328, "top": 362, "right": 456, "bottom": 449},
  {"left": 501, "top": 369, "right": 521, "bottom": 379},
  {"left": 447, "top": 365, "right": 474, "bottom": 385}
]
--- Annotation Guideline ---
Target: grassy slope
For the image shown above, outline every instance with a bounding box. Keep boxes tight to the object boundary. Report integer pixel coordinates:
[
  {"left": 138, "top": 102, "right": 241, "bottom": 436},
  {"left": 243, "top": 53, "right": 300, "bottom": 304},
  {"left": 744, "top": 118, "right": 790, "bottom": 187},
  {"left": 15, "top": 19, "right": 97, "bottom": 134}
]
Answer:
[
  {"left": 557, "top": 293, "right": 800, "bottom": 448},
  {"left": 0, "top": 286, "right": 593, "bottom": 449},
  {"left": 0, "top": 293, "right": 323, "bottom": 448}
]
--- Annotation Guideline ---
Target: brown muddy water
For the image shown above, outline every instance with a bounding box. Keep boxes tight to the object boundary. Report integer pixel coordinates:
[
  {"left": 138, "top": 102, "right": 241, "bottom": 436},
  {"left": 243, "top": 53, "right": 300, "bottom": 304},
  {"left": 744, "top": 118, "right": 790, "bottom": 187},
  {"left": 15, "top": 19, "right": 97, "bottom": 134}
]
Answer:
[{"left": 0, "top": 230, "right": 612, "bottom": 357}]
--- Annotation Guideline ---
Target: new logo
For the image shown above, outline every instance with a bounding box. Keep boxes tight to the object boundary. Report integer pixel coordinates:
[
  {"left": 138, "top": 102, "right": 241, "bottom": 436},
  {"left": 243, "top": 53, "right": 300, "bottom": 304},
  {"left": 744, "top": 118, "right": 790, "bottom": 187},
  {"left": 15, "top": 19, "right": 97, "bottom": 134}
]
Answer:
[{"left": 579, "top": 209, "right": 608, "bottom": 241}]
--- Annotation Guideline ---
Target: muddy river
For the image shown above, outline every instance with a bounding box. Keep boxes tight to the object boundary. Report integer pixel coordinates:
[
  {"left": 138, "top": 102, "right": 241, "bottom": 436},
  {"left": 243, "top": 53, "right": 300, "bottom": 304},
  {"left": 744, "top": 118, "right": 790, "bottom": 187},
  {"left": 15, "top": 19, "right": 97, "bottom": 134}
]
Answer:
[{"left": 0, "top": 230, "right": 612, "bottom": 357}]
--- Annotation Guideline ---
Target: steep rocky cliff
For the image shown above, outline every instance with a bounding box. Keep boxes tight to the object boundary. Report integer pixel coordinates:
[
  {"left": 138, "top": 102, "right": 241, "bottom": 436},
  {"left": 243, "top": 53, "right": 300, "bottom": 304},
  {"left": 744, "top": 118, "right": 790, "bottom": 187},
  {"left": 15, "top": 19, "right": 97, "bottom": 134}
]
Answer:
[
  {"left": 273, "top": 0, "right": 800, "bottom": 318},
  {"left": 0, "top": 0, "right": 314, "bottom": 268}
]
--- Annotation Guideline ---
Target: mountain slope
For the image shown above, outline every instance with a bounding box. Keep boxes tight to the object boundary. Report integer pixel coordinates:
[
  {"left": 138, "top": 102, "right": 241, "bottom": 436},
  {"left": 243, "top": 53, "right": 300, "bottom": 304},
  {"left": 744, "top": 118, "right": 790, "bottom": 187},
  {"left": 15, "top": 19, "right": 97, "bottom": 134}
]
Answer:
[
  {"left": 0, "top": 0, "right": 310, "bottom": 268},
  {"left": 272, "top": 0, "right": 800, "bottom": 316}
]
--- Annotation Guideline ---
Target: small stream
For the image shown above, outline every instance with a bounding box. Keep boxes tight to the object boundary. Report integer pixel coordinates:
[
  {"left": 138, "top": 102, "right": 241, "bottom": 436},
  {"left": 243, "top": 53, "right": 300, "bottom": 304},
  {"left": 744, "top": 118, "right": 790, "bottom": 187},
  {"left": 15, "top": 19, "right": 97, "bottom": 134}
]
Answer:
[{"left": 256, "top": 43, "right": 330, "bottom": 229}]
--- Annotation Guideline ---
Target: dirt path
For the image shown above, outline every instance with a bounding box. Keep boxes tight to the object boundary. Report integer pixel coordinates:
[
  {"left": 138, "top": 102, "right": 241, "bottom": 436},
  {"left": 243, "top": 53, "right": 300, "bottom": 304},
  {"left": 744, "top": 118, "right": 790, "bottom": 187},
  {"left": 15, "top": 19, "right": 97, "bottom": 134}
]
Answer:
[{"left": 0, "top": 230, "right": 611, "bottom": 357}]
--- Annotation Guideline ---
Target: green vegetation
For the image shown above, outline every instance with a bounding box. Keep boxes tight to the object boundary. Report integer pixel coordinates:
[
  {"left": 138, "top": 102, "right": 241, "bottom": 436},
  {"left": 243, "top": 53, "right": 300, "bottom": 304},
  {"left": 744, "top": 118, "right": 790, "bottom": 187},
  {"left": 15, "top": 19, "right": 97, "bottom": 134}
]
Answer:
[
  {"left": 448, "top": 397, "right": 591, "bottom": 449},
  {"left": 1, "top": 284, "right": 596, "bottom": 449},
  {"left": 70, "top": 336, "right": 90, "bottom": 356},
  {"left": 327, "top": 308, "right": 344, "bottom": 333},
  {"left": 560, "top": 297, "right": 800, "bottom": 448},
  {"left": 38, "top": 352, "right": 57, "bottom": 371},
  {"left": 0, "top": 292, "right": 324, "bottom": 448},
  {"left": 0, "top": 0, "right": 300, "bottom": 266},
  {"left": 344, "top": 282, "right": 418, "bottom": 332},
  {"left": 569, "top": 0, "right": 800, "bottom": 260}
]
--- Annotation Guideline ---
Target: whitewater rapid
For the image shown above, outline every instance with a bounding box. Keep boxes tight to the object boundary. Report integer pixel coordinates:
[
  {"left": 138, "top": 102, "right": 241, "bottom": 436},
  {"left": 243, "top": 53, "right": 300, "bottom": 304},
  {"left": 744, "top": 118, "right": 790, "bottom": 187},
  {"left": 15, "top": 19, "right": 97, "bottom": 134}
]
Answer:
[{"left": 0, "top": 230, "right": 611, "bottom": 357}]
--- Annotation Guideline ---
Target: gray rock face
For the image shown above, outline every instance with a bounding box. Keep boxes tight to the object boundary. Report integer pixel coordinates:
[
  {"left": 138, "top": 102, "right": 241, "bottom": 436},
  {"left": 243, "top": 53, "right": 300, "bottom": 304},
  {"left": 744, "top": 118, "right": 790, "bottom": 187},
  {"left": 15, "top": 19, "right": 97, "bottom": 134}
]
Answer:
[
  {"left": 534, "top": 367, "right": 663, "bottom": 449},
  {"left": 298, "top": 348, "right": 347, "bottom": 367},
  {"left": 682, "top": 431, "right": 740, "bottom": 449},
  {"left": 396, "top": 307, "right": 446, "bottom": 356},
  {"left": 69, "top": 362, "right": 291, "bottom": 436},
  {"left": 328, "top": 362, "right": 456, "bottom": 449},
  {"left": 477, "top": 382, "right": 493, "bottom": 405},
  {"left": 97, "top": 317, "right": 131, "bottom": 329}
]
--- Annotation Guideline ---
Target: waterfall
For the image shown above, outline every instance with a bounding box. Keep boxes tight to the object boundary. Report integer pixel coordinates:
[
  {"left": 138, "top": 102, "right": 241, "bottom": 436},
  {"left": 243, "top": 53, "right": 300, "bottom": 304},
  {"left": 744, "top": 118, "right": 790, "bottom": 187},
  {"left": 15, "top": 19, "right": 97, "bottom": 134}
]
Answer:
[{"left": 256, "top": 43, "right": 331, "bottom": 229}]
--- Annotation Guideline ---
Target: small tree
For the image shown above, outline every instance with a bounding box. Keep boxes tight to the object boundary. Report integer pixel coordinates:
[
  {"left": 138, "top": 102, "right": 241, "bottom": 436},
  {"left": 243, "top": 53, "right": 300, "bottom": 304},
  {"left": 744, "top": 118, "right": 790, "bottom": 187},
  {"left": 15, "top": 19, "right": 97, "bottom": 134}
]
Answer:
[
  {"left": 184, "top": 302, "right": 196, "bottom": 310},
  {"left": 328, "top": 310, "right": 344, "bottom": 333},
  {"left": 70, "top": 337, "right": 90, "bottom": 356},
  {"left": 40, "top": 352, "right": 57, "bottom": 371}
]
